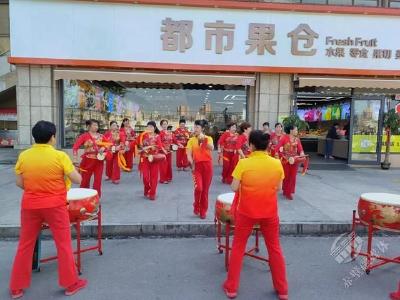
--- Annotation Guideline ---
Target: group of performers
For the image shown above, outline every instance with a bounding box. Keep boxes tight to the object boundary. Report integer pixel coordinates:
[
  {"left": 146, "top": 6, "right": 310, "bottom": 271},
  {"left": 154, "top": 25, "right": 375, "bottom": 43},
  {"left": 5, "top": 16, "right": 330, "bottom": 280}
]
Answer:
[{"left": 217, "top": 121, "right": 305, "bottom": 200}]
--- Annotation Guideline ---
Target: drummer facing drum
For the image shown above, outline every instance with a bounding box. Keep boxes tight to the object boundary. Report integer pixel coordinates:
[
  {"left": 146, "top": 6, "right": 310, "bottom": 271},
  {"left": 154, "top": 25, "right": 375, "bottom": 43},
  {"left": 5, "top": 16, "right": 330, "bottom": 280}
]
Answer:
[{"left": 9, "top": 121, "right": 87, "bottom": 299}]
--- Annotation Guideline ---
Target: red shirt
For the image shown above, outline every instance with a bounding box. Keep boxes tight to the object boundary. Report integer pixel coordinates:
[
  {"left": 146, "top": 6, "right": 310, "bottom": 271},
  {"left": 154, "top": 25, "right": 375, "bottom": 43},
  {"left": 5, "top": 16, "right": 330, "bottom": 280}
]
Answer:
[
  {"left": 236, "top": 134, "right": 251, "bottom": 157},
  {"left": 72, "top": 132, "right": 108, "bottom": 159},
  {"left": 276, "top": 135, "right": 303, "bottom": 158},
  {"left": 160, "top": 130, "right": 173, "bottom": 149},
  {"left": 138, "top": 132, "right": 163, "bottom": 155},
  {"left": 269, "top": 133, "right": 284, "bottom": 156},
  {"left": 120, "top": 126, "right": 136, "bottom": 141},
  {"left": 218, "top": 132, "right": 238, "bottom": 151},
  {"left": 104, "top": 130, "right": 125, "bottom": 146},
  {"left": 173, "top": 128, "right": 190, "bottom": 146}
]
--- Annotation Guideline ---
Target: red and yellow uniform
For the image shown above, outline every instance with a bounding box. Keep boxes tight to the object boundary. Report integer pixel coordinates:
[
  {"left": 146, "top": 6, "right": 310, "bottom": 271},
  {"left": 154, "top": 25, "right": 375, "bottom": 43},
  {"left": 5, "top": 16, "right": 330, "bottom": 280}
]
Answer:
[
  {"left": 269, "top": 132, "right": 284, "bottom": 157},
  {"left": 236, "top": 134, "right": 251, "bottom": 158},
  {"left": 159, "top": 129, "right": 173, "bottom": 183},
  {"left": 224, "top": 151, "right": 287, "bottom": 297},
  {"left": 104, "top": 130, "right": 125, "bottom": 183},
  {"left": 173, "top": 127, "right": 190, "bottom": 169},
  {"left": 187, "top": 135, "right": 213, "bottom": 217},
  {"left": 276, "top": 135, "right": 304, "bottom": 199},
  {"left": 72, "top": 132, "right": 108, "bottom": 198},
  {"left": 120, "top": 126, "right": 136, "bottom": 170},
  {"left": 218, "top": 132, "right": 239, "bottom": 184},
  {"left": 137, "top": 132, "right": 163, "bottom": 199},
  {"left": 10, "top": 144, "right": 78, "bottom": 291}
]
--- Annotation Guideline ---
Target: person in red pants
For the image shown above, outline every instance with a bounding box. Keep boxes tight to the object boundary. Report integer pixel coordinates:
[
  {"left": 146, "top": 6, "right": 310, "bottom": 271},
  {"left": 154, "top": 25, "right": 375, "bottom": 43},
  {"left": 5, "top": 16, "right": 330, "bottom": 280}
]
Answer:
[
  {"left": 104, "top": 121, "right": 125, "bottom": 184},
  {"left": 173, "top": 119, "right": 191, "bottom": 171},
  {"left": 120, "top": 118, "right": 136, "bottom": 171},
  {"left": 276, "top": 125, "right": 305, "bottom": 200},
  {"left": 186, "top": 119, "right": 214, "bottom": 219},
  {"left": 137, "top": 121, "right": 166, "bottom": 200},
  {"left": 73, "top": 119, "right": 108, "bottom": 198},
  {"left": 390, "top": 282, "right": 400, "bottom": 299},
  {"left": 223, "top": 130, "right": 288, "bottom": 300},
  {"left": 269, "top": 122, "right": 284, "bottom": 157},
  {"left": 159, "top": 120, "right": 173, "bottom": 184},
  {"left": 218, "top": 122, "right": 238, "bottom": 184},
  {"left": 236, "top": 122, "right": 252, "bottom": 160},
  {"left": 9, "top": 120, "right": 87, "bottom": 299}
]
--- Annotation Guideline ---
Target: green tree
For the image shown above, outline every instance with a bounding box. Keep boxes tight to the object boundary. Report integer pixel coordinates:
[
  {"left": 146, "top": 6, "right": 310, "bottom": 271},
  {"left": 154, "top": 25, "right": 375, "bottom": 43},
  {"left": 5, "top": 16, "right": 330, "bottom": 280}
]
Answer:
[{"left": 381, "top": 108, "right": 400, "bottom": 169}]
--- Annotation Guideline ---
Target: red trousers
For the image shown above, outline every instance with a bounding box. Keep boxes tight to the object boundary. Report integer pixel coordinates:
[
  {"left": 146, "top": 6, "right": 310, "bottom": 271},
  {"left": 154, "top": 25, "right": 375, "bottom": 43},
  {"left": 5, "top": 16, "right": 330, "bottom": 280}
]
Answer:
[
  {"left": 282, "top": 163, "right": 298, "bottom": 196},
  {"left": 141, "top": 157, "right": 160, "bottom": 198},
  {"left": 124, "top": 148, "right": 135, "bottom": 170},
  {"left": 105, "top": 153, "right": 120, "bottom": 182},
  {"left": 192, "top": 161, "right": 213, "bottom": 215},
  {"left": 80, "top": 157, "right": 104, "bottom": 198},
  {"left": 222, "top": 151, "right": 236, "bottom": 184},
  {"left": 176, "top": 148, "right": 189, "bottom": 169},
  {"left": 10, "top": 206, "right": 78, "bottom": 290},
  {"left": 224, "top": 213, "right": 288, "bottom": 296},
  {"left": 159, "top": 152, "right": 172, "bottom": 183}
]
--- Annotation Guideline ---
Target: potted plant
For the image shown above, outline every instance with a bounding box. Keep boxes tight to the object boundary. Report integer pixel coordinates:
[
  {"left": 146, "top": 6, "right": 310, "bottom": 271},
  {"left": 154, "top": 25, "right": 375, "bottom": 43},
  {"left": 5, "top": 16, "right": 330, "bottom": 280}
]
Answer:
[
  {"left": 282, "top": 114, "right": 309, "bottom": 133},
  {"left": 381, "top": 108, "right": 400, "bottom": 170}
]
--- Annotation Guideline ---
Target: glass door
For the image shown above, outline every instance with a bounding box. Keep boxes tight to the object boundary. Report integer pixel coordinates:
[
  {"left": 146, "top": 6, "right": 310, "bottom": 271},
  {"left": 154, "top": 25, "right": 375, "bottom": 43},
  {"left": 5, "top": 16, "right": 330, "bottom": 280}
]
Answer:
[{"left": 349, "top": 96, "right": 384, "bottom": 164}]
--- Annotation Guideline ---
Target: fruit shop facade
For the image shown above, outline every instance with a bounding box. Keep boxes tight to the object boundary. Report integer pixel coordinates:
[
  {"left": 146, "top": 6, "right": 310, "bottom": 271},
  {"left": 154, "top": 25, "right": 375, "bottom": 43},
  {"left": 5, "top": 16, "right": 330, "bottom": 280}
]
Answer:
[{"left": 8, "top": 0, "right": 400, "bottom": 165}]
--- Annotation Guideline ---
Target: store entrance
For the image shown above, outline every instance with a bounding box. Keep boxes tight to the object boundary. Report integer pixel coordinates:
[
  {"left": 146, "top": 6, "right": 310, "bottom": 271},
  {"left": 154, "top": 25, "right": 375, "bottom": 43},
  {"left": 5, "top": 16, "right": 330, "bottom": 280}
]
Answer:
[
  {"left": 295, "top": 87, "right": 351, "bottom": 168},
  {"left": 348, "top": 96, "right": 384, "bottom": 164}
]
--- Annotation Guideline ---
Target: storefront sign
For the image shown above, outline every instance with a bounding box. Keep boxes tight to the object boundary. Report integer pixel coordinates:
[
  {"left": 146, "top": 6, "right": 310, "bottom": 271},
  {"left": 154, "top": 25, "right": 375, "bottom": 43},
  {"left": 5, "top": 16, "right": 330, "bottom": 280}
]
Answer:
[
  {"left": 351, "top": 135, "right": 378, "bottom": 153},
  {"left": 9, "top": 0, "right": 400, "bottom": 74},
  {"left": 382, "top": 135, "right": 400, "bottom": 153}
]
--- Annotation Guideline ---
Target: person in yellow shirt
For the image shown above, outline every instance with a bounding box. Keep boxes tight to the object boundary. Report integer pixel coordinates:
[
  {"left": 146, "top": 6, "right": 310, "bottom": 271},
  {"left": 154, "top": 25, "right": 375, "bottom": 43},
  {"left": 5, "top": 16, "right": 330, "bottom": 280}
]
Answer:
[
  {"left": 223, "top": 130, "right": 288, "bottom": 300},
  {"left": 186, "top": 119, "right": 214, "bottom": 219},
  {"left": 9, "top": 121, "right": 87, "bottom": 299}
]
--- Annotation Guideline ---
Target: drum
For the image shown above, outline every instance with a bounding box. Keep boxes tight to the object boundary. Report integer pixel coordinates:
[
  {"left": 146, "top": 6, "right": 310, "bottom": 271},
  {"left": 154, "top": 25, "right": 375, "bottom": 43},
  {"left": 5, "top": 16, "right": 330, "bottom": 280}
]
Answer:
[
  {"left": 171, "top": 144, "right": 179, "bottom": 151},
  {"left": 67, "top": 188, "right": 100, "bottom": 222},
  {"left": 358, "top": 193, "right": 400, "bottom": 232},
  {"left": 147, "top": 153, "right": 166, "bottom": 163},
  {"left": 287, "top": 155, "right": 309, "bottom": 174},
  {"left": 215, "top": 193, "right": 235, "bottom": 224}
]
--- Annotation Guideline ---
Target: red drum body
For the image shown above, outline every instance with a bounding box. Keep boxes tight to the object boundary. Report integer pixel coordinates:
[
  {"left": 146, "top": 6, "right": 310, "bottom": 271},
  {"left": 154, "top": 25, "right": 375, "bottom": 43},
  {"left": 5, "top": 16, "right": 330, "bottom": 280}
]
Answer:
[
  {"left": 215, "top": 193, "right": 235, "bottom": 224},
  {"left": 358, "top": 193, "right": 400, "bottom": 232},
  {"left": 67, "top": 188, "right": 100, "bottom": 222},
  {"left": 148, "top": 153, "right": 166, "bottom": 163},
  {"left": 287, "top": 155, "right": 309, "bottom": 174}
]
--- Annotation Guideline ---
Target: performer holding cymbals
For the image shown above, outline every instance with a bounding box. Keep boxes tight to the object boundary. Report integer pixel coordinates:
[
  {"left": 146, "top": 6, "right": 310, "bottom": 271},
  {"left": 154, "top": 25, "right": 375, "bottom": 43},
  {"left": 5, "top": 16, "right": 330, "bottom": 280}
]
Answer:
[
  {"left": 173, "top": 119, "right": 190, "bottom": 171},
  {"left": 120, "top": 118, "right": 136, "bottom": 171},
  {"left": 275, "top": 124, "right": 305, "bottom": 200},
  {"left": 186, "top": 120, "right": 214, "bottom": 219},
  {"left": 104, "top": 121, "right": 126, "bottom": 184},
  {"left": 72, "top": 119, "right": 110, "bottom": 198},
  {"left": 159, "top": 120, "right": 173, "bottom": 184},
  {"left": 137, "top": 121, "right": 166, "bottom": 200}
]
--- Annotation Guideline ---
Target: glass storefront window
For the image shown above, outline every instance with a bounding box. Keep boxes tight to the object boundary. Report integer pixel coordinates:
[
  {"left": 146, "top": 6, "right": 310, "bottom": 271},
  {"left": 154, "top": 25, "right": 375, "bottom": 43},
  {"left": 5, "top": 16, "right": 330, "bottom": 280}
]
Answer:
[{"left": 62, "top": 80, "right": 247, "bottom": 148}]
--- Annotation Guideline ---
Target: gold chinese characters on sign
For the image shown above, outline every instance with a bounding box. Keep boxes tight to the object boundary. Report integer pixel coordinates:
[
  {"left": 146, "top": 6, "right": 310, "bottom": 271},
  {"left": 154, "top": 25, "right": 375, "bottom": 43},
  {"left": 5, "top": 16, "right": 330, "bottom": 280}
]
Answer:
[{"left": 160, "top": 18, "right": 400, "bottom": 61}]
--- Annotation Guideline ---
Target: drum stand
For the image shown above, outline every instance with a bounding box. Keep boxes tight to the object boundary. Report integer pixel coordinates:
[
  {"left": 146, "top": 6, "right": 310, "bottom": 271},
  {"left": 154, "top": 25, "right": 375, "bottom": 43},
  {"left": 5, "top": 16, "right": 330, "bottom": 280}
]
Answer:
[
  {"left": 33, "top": 205, "right": 103, "bottom": 275},
  {"left": 350, "top": 210, "right": 400, "bottom": 274},
  {"left": 215, "top": 218, "right": 269, "bottom": 271}
]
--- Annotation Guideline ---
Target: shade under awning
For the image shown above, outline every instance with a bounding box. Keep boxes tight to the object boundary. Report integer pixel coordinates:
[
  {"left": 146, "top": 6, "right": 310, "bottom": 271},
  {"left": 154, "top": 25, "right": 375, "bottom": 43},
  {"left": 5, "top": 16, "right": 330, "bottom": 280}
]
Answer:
[
  {"left": 298, "top": 76, "right": 400, "bottom": 90},
  {"left": 54, "top": 69, "right": 256, "bottom": 86}
]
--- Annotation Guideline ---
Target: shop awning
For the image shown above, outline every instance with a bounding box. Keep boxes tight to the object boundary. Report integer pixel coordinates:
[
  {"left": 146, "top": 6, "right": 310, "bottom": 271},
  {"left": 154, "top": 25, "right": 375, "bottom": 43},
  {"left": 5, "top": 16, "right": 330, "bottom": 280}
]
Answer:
[
  {"left": 298, "top": 76, "right": 400, "bottom": 90},
  {"left": 54, "top": 69, "right": 256, "bottom": 86}
]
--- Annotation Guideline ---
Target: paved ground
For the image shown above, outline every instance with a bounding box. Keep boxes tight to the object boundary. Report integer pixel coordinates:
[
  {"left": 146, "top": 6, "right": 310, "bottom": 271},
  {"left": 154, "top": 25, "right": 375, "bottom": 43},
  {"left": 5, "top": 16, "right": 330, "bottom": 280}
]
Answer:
[
  {"left": 1, "top": 237, "right": 399, "bottom": 300},
  {"left": 1, "top": 161, "right": 400, "bottom": 228}
]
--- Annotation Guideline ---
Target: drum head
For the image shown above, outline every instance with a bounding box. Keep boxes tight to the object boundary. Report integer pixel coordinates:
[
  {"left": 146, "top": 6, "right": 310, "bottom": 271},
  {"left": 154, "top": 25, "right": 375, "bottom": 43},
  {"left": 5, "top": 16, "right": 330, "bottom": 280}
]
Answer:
[
  {"left": 217, "top": 193, "right": 235, "bottom": 204},
  {"left": 360, "top": 193, "right": 400, "bottom": 206},
  {"left": 67, "top": 188, "right": 98, "bottom": 200}
]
